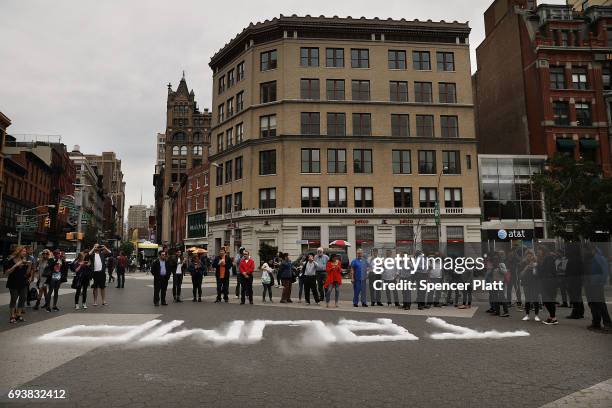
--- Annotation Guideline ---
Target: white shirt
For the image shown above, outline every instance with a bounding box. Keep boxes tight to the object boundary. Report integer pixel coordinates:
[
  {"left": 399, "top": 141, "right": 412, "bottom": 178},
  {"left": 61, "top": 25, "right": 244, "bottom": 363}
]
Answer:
[
  {"left": 94, "top": 253, "right": 103, "bottom": 272},
  {"left": 176, "top": 260, "right": 183, "bottom": 275}
]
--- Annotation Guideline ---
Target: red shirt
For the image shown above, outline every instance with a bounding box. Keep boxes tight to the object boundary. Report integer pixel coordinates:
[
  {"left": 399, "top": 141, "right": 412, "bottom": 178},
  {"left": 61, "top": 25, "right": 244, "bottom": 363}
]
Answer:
[
  {"left": 239, "top": 258, "right": 255, "bottom": 275},
  {"left": 324, "top": 261, "right": 343, "bottom": 288}
]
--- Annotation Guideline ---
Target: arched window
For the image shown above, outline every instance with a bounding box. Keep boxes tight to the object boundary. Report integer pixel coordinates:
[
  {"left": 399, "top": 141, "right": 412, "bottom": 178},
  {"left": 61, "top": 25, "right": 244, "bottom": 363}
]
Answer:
[
  {"left": 193, "top": 146, "right": 203, "bottom": 155},
  {"left": 173, "top": 132, "right": 186, "bottom": 142},
  {"left": 172, "top": 146, "right": 179, "bottom": 155},
  {"left": 193, "top": 132, "right": 202, "bottom": 143},
  {"left": 180, "top": 146, "right": 187, "bottom": 156}
]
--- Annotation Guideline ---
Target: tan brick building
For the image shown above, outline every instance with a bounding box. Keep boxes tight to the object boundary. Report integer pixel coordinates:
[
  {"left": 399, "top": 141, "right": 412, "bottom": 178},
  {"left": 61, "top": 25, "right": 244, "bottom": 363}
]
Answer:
[{"left": 208, "top": 15, "right": 481, "bottom": 262}]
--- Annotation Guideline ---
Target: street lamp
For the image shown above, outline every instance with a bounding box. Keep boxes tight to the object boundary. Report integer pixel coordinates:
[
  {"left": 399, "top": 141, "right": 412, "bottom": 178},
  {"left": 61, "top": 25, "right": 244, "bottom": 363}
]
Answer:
[
  {"left": 73, "top": 183, "right": 92, "bottom": 253},
  {"left": 17, "top": 204, "right": 56, "bottom": 246},
  {"left": 435, "top": 166, "right": 449, "bottom": 247}
]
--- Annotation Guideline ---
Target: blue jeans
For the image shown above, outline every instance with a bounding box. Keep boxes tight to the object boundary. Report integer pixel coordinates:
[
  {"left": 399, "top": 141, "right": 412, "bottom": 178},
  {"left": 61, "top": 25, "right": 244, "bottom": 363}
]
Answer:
[
  {"left": 353, "top": 278, "right": 368, "bottom": 305},
  {"left": 325, "top": 283, "right": 340, "bottom": 304}
]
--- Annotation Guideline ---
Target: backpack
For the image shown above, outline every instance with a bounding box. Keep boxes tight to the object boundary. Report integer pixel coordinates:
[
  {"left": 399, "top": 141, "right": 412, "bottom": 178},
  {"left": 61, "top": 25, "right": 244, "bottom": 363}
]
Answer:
[{"left": 261, "top": 270, "right": 271, "bottom": 285}]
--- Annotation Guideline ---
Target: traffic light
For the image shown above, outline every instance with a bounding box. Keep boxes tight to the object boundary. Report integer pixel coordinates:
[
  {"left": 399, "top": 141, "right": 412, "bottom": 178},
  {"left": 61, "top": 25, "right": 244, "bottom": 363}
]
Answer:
[
  {"left": 66, "top": 232, "right": 74, "bottom": 240},
  {"left": 44, "top": 217, "right": 51, "bottom": 228},
  {"left": 58, "top": 204, "right": 65, "bottom": 214},
  {"left": 77, "top": 232, "right": 84, "bottom": 240}
]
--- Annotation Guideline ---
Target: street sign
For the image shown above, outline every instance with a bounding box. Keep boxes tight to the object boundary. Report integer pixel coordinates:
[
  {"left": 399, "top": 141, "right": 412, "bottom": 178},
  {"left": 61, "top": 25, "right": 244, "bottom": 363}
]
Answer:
[
  {"left": 81, "top": 220, "right": 88, "bottom": 225},
  {"left": 296, "top": 239, "right": 309, "bottom": 245},
  {"left": 434, "top": 202, "right": 440, "bottom": 225}
]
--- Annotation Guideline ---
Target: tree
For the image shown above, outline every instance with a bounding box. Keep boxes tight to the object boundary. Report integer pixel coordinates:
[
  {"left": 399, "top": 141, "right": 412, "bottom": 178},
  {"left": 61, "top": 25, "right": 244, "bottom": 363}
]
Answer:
[
  {"left": 259, "top": 242, "right": 278, "bottom": 265},
  {"left": 532, "top": 154, "right": 611, "bottom": 241},
  {"left": 119, "top": 241, "right": 135, "bottom": 257}
]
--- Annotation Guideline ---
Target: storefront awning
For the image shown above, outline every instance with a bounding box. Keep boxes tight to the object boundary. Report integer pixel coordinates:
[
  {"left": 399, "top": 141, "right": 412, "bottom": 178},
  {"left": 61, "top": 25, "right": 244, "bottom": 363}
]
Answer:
[
  {"left": 556, "top": 139, "right": 576, "bottom": 150},
  {"left": 579, "top": 139, "right": 599, "bottom": 149}
]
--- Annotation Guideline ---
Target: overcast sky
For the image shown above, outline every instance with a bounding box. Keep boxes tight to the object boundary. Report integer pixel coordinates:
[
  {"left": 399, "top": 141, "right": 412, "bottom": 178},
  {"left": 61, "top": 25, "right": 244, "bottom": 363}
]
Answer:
[{"left": 0, "top": 0, "right": 564, "bottom": 211}]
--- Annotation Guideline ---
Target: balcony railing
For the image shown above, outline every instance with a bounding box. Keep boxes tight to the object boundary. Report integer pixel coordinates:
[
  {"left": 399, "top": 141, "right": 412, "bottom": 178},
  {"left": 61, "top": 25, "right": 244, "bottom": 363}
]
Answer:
[{"left": 207, "top": 207, "right": 478, "bottom": 221}]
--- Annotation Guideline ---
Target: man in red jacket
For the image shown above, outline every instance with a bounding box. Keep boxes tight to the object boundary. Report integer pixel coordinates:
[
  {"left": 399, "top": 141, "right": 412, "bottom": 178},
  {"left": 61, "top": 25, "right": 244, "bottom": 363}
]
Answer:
[{"left": 239, "top": 250, "right": 255, "bottom": 304}]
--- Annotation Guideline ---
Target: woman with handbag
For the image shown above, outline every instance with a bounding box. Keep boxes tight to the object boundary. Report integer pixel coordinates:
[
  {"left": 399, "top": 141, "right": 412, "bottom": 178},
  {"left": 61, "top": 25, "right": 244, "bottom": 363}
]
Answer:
[
  {"left": 73, "top": 251, "right": 92, "bottom": 310},
  {"left": 261, "top": 261, "right": 274, "bottom": 302},
  {"left": 33, "top": 249, "right": 51, "bottom": 310},
  {"left": 5, "top": 246, "right": 31, "bottom": 323},
  {"left": 324, "top": 254, "right": 343, "bottom": 308}
]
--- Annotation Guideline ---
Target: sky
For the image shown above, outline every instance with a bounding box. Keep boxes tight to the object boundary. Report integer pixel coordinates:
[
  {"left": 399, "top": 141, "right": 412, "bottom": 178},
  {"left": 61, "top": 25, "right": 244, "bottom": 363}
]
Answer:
[{"left": 0, "top": 0, "right": 565, "bottom": 210}]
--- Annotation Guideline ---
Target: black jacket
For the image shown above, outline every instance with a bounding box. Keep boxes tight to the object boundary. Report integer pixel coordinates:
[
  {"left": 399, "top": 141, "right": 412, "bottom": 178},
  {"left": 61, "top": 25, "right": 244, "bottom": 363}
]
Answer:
[
  {"left": 151, "top": 259, "right": 172, "bottom": 281},
  {"left": 212, "top": 255, "right": 233, "bottom": 280}
]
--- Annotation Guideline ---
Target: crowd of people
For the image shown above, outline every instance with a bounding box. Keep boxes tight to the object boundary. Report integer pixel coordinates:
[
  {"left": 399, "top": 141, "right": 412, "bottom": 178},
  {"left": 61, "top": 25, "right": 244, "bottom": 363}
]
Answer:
[{"left": 4, "top": 242, "right": 610, "bottom": 334}]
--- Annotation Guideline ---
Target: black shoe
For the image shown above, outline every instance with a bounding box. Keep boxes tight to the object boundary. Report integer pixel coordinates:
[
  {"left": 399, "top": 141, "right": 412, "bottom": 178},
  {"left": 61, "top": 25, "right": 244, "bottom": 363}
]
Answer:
[
  {"left": 224, "top": 299, "right": 229, "bottom": 303},
  {"left": 286, "top": 300, "right": 293, "bottom": 303},
  {"left": 587, "top": 325, "right": 603, "bottom": 332},
  {"left": 161, "top": 302, "right": 168, "bottom": 306},
  {"left": 52, "top": 306, "right": 59, "bottom": 311},
  {"left": 370, "top": 302, "right": 375, "bottom": 306},
  {"left": 45, "top": 307, "right": 51, "bottom": 312},
  {"left": 566, "top": 315, "right": 581, "bottom": 319},
  {"left": 353, "top": 304, "right": 358, "bottom": 308},
  {"left": 418, "top": 306, "right": 424, "bottom": 310},
  {"left": 193, "top": 298, "right": 197, "bottom": 302},
  {"left": 395, "top": 302, "right": 401, "bottom": 307},
  {"left": 154, "top": 303, "right": 159, "bottom": 306},
  {"left": 376, "top": 302, "right": 383, "bottom": 306},
  {"left": 214, "top": 299, "right": 221, "bottom": 303},
  {"left": 362, "top": 304, "right": 369, "bottom": 307},
  {"left": 177, "top": 298, "right": 183, "bottom": 303},
  {"left": 249, "top": 301, "right": 253, "bottom": 305},
  {"left": 33, "top": 305, "right": 39, "bottom": 311},
  {"left": 198, "top": 298, "right": 202, "bottom": 302},
  {"left": 500, "top": 313, "right": 510, "bottom": 317}
]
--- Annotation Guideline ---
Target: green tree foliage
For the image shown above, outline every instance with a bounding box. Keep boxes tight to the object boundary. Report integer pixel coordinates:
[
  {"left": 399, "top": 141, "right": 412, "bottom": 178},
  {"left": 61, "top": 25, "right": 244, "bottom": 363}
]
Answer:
[
  {"left": 119, "top": 241, "right": 134, "bottom": 257},
  {"left": 258, "top": 241, "right": 278, "bottom": 265},
  {"left": 532, "top": 154, "right": 611, "bottom": 241}
]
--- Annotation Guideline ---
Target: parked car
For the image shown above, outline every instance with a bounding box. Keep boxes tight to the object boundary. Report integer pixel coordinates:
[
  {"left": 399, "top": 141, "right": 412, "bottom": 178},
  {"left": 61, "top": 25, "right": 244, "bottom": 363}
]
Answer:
[{"left": 64, "top": 252, "right": 78, "bottom": 265}]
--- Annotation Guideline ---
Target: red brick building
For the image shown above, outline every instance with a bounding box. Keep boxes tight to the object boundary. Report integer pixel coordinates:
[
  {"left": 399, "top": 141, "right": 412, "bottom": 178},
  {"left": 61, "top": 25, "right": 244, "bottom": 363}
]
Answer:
[
  {"left": 170, "top": 164, "right": 209, "bottom": 248},
  {"left": 474, "top": 0, "right": 612, "bottom": 176}
]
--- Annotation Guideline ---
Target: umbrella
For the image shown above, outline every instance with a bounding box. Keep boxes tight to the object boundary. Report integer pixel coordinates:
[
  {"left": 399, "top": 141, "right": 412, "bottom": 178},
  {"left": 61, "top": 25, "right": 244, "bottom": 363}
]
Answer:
[
  {"left": 186, "top": 247, "right": 199, "bottom": 252},
  {"left": 194, "top": 248, "right": 208, "bottom": 254},
  {"left": 329, "top": 240, "right": 351, "bottom": 247}
]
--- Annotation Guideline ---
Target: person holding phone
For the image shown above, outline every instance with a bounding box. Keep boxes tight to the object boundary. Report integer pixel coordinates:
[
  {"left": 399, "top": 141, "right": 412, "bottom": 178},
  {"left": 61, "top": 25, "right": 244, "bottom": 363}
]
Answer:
[
  {"left": 73, "top": 251, "right": 92, "bottom": 309},
  {"left": 89, "top": 243, "right": 111, "bottom": 306},
  {"left": 212, "top": 248, "right": 233, "bottom": 303},
  {"left": 5, "top": 246, "right": 31, "bottom": 323}
]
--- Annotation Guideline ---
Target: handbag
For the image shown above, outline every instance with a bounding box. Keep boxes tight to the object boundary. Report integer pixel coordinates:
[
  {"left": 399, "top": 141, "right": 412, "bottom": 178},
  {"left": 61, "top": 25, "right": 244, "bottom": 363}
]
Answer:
[{"left": 71, "top": 274, "right": 80, "bottom": 289}]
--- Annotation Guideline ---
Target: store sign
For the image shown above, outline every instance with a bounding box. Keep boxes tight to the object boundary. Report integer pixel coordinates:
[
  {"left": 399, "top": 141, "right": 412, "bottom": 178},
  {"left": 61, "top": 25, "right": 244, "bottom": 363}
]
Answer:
[
  {"left": 399, "top": 219, "right": 414, "bottom": 224},
  {"left": 355, "top": 220, "right": 369, "bottom": 224},
  {"left": 494, "top": 229, "right": 533, "bottom": 241},
  {"left": 187, "top": 211, "right": 207, "bottom": 239}
]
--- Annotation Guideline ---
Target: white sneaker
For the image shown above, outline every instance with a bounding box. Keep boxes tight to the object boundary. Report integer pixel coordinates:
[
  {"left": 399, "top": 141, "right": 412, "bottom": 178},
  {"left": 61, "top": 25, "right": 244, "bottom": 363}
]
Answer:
[
  {"left": 82, "top": 304, "right": 88, "bottom": 309},
  {"left": 534, "top": 315, "right": 541, "bottom": 322},
  {"left": 522, "top": 315, "right": 530, "bottom": 321},
  {"left": 75, "top": 304, "right": 80, "bottom": 310}
]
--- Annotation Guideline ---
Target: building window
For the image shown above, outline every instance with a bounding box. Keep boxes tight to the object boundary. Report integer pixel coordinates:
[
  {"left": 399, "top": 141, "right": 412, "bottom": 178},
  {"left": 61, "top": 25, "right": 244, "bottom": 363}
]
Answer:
[
  {"left": 388, "top": 50, "right": 406, "bottom": 69},
  {"left": 466, "top": 154, "right": 472, "bottom": 170},
  {"left": 259, "top": 150, "right": 276, "bottom": 175},
  {"left": 215, "top": 163, "right": 223, "bottom": 186},
  {"left": 329, "top": 225, "right": 348, "bottom": 241},
  {"left": 225, "top": 160, "right": 233, "bottom": 183},
  {"left": 215, "top": 197, "right": 223, "bottom": 215},
  {"left": 414, "top": 82, "right": 433, "bottom": 103},
  {"left": 418, "top": 150, "right": 436, "bottom": 174},
  {"left": 413, "top": 51, "right": 431, "bottom": 70},
  {"left": 218, "top": 75, "right": 225, "bottom": 94},
  {"left": 416, "top": 115, "right": 434, "bottom": 137},
  {"left": 301, "top": 187, "right": 321, "bottom": 207},
  {"left": 234, "top": 192, "right": 242, "bottom": 211},
  {"left": 224, "top": 195, "right": 233, "bottom": 214},
  {"left": 553, "top": 101, "right": 570, "bottom": 125},
  {"left": 327, "top": 113, "right": 346, "bottom": 136},
  {"left": 390, "top": 81, "right": 408, "bottom": 102},
  {"left": 236, "top": 91, "right": 244, "bottom": 112},
  {"left": 354, "top": 187, "right": 373, "bottom": 208},
  {"left": 260, "top": 50, "right": 277, "bottom": 71},
  {"left": 218, "top": 104, "right": 224, "bottom": 122},
  {"left": 260, "top": 115, "right": 276, "bottom": 138},
  {"left": 352, "top": 113, "right": 372, "bottom": 136},
  {"left": 172, "top": 145, "right": 180, "bottom": 155},
  {"left": 436, "top": 52, "right": 455, "bottom": 71},
  {"left": 351, "top": 80, "right": 370, "bottom": 101},
  {"left": 326, "top": 48, "right": 344, "bottom": 67},
  {"left": 351, "top": 48, "right": 369, "bottom": 68},
  {"left": 327, "top": 149, "right": 347, "bottom": 173},
  {"left": 353, "top": 149, "right": 373, "bottom": 173},
  {"left": 550, "top": 67, "right": 565, "bottom": 89},
  {"left": 392, "top": 150, "right": 411, "bottom": 174},
  {"left": 193, "top": 146, "right": 203, "bottom": 155},
  {"left": 444, "top": 188, "right": 462, "bottom": 208},
  {"left": 300, "top": 47, "right": 319, "bottom": 67},
  {"left": 235, "top": 156, "right": 243, "bottom": 180},
  {"left": 326, "top": 79, "right": 345, "bottom": 100},
  {"left": 301, "top": 149, "right": 320, "bottom": 173},
  {"left": 560, "top": 31, "right": 569, "bottom": 47},
  {"left": 328, "top": 187, "right": 347, "bottom": 208},
  {"left": 439, "top": 83, "right": 457, "bottom": 103},
  {"left": 394, "top": 187, "right": 412, "bottom": 208},
  {"left": 300, "top": 78, "right": 320, "bottom": 99},
  {"left": 301, "top": 112, "right": 320, "bottom": 135},
  {"left": 235, "top": 123, "right": 244, "bottom": 143},
  {"left": 237, "top": 61, "right": 245, "bottom": 81},
  {"left": 391, "top": 114, "right": 410, "bottom": 137},
  {"left": 419, "top": 187, "right": 437, "bottom": 208},
  {"left": 572, "top": 68, "right": 588, "bottom": 90},
  {"left": 217, "top": 133, "right": 223, "bottom": 152},
  {"left": 260, "top": 81, "right": 277, "bottom": 103},
  {"left": 227, "top": 98, "right": 234, "bottom": 117},
  {"left": 442, "top": 151, "right": 461, "bottom": 174},
  {"left": 226, "top": 128, "right": 233, "bottom": 148},
  {"left": 441, "top": 116, "right": 459, "bottom": 138},
  {"left": 575, "top": 102, "right": 592, "bottom": 126},
  {"left": 227, "top": 69, "right": 235, "bottom": 87},
  {"left": 259, "top": 188, "right": 276, "bottom": 209}
]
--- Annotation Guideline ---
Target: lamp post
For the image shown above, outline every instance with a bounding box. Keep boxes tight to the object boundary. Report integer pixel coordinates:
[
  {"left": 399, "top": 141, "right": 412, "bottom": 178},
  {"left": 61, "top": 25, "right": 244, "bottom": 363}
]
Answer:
[
  {"left": 435, "top": 166, "right": 449, "bottom": 249},
  {"left": 17, "top": 205, "right": 55, "bottom": 246},
  {"left": 73, "top": 183, "right": 92, "bottom": 253}
]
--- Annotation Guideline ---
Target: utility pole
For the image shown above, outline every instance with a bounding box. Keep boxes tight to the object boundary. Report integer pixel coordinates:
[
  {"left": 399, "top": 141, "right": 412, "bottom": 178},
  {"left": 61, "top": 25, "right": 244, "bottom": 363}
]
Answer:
[{"left": 74, "top": 183, "right": 91, "bottom": 253}]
